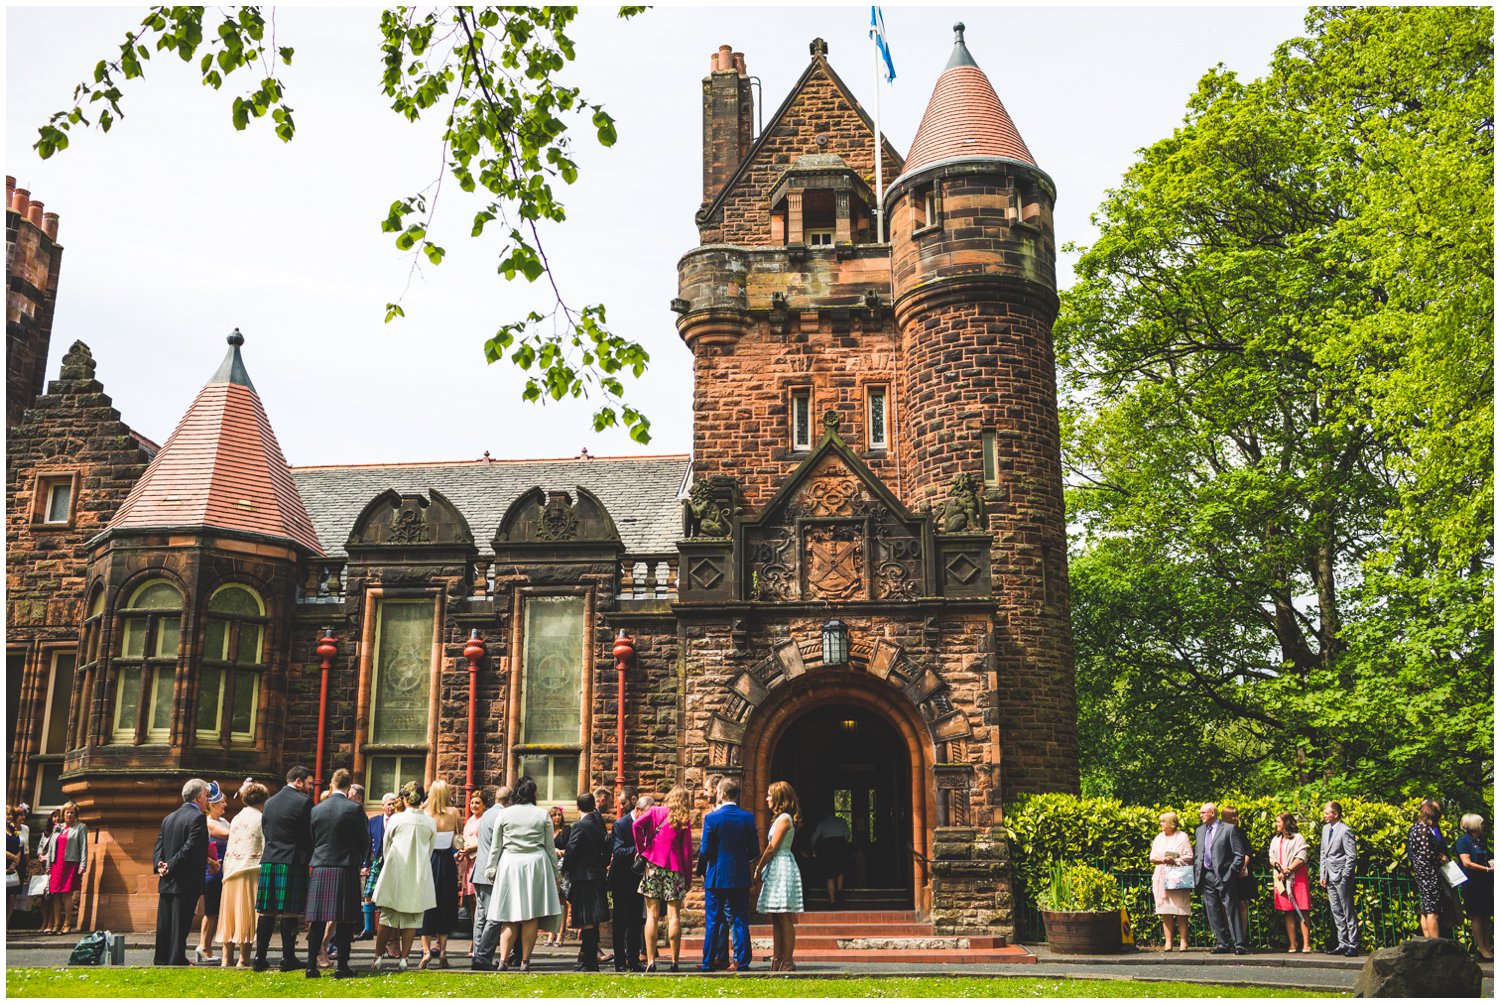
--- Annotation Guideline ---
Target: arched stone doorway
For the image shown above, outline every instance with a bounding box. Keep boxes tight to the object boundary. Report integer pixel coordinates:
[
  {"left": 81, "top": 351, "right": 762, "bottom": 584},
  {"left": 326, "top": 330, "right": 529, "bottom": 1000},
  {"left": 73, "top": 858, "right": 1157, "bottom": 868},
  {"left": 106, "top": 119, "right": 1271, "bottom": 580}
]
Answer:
[{"left": 741, "top": 671, "right": 936, "bottom": 912}]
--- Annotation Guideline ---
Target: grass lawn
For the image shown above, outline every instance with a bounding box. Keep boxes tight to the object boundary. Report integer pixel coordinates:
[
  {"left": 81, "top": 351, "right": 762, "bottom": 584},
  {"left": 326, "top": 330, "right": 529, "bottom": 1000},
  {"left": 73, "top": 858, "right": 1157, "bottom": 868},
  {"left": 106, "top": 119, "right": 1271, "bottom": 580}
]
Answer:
[{"left": 5, "top": 969, "right": 1323, "bottom": 998}]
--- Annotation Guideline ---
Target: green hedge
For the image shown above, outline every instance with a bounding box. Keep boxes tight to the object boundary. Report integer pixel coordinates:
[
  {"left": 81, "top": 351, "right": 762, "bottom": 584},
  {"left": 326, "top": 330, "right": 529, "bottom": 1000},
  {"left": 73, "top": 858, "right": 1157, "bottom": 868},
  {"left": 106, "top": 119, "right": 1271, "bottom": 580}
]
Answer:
[{"left": 1005, "top": 793, "right": 1478, "bottom": 951}]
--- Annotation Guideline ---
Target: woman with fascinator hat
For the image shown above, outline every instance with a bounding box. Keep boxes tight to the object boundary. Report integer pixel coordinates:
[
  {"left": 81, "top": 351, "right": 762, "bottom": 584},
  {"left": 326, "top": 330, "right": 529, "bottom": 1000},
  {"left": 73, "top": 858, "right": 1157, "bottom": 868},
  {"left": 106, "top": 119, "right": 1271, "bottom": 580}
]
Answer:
[
  {"left": 193, "top": 782, "right": 231, "bottom": 962},
  {"left": 219, "top": 779, "right": 268, "bottom": 968},
  {"left": 371, "top": 780, "right": 437, "bottom": 970}
]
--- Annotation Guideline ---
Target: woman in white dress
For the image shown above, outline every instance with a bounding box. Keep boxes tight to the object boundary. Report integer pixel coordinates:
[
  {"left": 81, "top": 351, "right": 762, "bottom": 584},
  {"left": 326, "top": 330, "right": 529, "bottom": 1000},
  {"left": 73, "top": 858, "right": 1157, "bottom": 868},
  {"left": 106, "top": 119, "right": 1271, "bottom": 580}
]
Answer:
[
  {"left": 372, "top": 781, "right": 437, "bottom": 970},
  {"left": 484, "top": 776, "right": 561, "bottom": 971},
  {"left": 753, "top": 781, "right": 804, "bottom": 972},
  {"left": 1148, "top": 810, "right": 1194, "bottom": 951}
]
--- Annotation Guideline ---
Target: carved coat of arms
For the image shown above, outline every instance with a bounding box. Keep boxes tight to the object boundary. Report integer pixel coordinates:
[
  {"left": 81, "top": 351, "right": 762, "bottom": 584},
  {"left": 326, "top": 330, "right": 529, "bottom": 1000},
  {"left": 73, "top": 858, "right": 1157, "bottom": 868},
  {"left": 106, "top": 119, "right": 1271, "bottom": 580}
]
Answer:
[
  {"left": 804, "top": 524, "right": 863, "bottom": 600},
  {"left": 537, "top": 490, "right": 578, "bottom": 541}
]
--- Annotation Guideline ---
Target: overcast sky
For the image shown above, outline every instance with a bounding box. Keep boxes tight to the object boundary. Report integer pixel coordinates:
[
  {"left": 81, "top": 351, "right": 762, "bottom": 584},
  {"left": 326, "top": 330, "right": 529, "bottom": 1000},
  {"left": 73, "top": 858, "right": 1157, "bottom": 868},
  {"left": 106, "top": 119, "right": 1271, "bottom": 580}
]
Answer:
[{"left": 6, "top": 5, "right": 1309, "bottom": 466}]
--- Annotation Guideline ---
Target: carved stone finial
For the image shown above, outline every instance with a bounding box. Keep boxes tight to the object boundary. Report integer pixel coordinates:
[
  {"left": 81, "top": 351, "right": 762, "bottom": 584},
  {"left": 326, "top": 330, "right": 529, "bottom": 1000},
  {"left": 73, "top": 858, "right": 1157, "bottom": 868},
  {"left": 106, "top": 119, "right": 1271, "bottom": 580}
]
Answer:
[
  {"left": 227, "top": 328, "right": 245, "bottom": 347},
  {"left": 822, "top": 410, "right": 840, "bottom": 434},
  {"left": 59, "top": 340, "right": 97, "bottom": 382},
  {"left": 810, "top": 38, "right": 828, "bottom": 58}
]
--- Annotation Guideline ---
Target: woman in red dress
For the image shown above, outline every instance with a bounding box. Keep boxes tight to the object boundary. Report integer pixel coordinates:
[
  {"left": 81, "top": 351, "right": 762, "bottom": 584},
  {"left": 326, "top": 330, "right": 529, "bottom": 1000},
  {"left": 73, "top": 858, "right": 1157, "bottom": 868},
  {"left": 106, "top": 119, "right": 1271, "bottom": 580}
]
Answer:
[
  {"left": 46, "top": 802, "right": 88, "bottom": 934},
  {"left": 1269, "top": 812, "right": 1311, "bottom": 952}
]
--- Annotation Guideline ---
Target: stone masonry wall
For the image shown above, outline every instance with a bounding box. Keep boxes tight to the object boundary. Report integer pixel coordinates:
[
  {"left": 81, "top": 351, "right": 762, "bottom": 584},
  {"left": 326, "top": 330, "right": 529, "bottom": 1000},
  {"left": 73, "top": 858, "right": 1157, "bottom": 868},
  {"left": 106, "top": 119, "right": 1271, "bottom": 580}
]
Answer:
[
  {"left": 6, "top": 343, "right": 152, "bottom": 800},
  {"left": 690, "top": 310, "right": 900, "bottom": 511},
  {"left": 930, "top": 826, "right": 1015, "bottom": 937}
]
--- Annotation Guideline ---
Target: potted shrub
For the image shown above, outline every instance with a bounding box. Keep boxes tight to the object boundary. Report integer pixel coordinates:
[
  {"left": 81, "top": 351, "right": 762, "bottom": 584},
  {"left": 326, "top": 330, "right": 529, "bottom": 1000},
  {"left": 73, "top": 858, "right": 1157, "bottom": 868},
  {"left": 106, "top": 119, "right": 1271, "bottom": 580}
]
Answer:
[{"left": 1038, "top": 861, "right": 1128, "bottom": 955}]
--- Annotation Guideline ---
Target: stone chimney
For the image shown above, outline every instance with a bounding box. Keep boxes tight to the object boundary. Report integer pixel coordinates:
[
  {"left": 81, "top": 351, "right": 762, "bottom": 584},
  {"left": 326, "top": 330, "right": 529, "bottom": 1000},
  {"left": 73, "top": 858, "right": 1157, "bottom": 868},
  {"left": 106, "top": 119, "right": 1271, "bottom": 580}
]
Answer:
[
  {"left": 7, "top": 179, "right": 65, "bottom": 428},
  {"left": 702, "top": 44, "right": 753, "bottom": 207}
]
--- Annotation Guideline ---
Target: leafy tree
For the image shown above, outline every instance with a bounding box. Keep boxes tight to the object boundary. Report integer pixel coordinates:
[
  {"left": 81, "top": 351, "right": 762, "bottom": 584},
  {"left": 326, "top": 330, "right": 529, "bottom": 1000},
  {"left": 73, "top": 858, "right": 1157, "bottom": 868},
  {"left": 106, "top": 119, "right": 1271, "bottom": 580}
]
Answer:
[
  {"left": 34, "top": 6, "right": 653, "bottom": 443},
  {"left": 1060, "top": 6, "right": 1493, "bottom": 806}
]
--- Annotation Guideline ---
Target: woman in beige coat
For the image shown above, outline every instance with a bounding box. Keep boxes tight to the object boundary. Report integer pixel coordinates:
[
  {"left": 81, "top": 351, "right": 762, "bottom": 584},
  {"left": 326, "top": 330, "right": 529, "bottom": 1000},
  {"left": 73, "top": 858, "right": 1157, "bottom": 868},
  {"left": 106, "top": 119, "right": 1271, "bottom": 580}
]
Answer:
[{"left": 372, "top": 780, "right": 437, "bottom": 971}]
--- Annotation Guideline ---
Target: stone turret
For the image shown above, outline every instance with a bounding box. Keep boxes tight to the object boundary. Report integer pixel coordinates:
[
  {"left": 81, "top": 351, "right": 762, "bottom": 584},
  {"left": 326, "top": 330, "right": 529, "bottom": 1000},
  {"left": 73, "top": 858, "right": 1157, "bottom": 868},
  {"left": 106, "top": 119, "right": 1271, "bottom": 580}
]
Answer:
[{"left": 885, "top": 24, "right": 1078, "bottom": 795}]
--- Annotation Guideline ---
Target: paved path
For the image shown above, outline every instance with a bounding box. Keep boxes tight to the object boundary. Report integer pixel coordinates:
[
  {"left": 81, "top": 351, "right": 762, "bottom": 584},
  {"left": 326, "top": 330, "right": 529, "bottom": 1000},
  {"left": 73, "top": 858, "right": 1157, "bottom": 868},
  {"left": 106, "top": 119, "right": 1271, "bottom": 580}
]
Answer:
[{"left": 5, "top": 935, "right": 1494, "bottom": 995}]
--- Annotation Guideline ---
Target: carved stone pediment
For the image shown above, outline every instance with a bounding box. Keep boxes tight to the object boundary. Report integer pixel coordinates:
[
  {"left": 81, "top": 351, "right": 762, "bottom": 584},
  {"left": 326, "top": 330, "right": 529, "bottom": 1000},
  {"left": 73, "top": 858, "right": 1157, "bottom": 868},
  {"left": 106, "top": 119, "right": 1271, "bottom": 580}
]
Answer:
[
  {"left": 346, "top": 489, "right": 476, "bottom": 552},
  {"left": 494, "top": 485, "right": 622, "bottom": 549},
  {"left": 741, "top": 413, "right": 933, "bottom": 602}
]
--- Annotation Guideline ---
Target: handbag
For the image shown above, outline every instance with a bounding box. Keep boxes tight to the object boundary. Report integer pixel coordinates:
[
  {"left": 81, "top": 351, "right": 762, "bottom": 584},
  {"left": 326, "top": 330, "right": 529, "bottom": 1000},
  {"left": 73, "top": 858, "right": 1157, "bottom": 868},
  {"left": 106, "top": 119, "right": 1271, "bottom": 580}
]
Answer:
[
  {"left": 5, "top": 871, "right": 17, "bottom": 889},
  {"left": 1163, "top": 864, "right": 1195, "bottom": 890},
  {"left": 631, "top": 818, "right": 660, "bottom": 878},
  {"left": 1442, "top": 860, "right": 1468, "bottom": 887},
  {"left": 27, "top": 873, "right": 50, "bottom": 897}
]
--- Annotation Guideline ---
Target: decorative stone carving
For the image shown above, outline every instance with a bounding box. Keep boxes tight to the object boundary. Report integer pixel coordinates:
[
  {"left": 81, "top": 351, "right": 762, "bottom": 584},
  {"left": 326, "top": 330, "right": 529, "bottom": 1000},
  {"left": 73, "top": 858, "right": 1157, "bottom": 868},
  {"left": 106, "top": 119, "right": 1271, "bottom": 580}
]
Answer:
[
  {"left": 684, "top": 476, "right": 737, "bottom": 539},
  {"left": 389, "top": 497, "right": 431, "bottom": 544},
  {"left": 935, "top": 473, "right": 986, "bottom": 533},
  {"left": 537, "top": 490, "right": 579, "bottom": 541},
  {"left": 803, "top": 523, "right": 863, "bottom": 600}
]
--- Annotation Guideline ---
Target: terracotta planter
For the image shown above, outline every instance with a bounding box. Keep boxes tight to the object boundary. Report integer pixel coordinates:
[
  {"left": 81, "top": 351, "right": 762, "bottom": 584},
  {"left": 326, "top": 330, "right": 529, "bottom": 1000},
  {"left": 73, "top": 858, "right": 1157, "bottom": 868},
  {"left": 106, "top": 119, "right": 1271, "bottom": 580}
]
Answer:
[{"left": 1042, "top": 909, "right": 1126, "bottom": 955}]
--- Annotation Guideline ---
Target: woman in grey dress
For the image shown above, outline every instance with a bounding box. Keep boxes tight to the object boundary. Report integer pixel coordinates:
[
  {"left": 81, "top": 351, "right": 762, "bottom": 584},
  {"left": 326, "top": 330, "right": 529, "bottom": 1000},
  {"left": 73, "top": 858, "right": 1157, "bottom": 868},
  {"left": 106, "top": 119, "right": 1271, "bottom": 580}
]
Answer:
[{"left": 485, "top": 776, "right": 561, "bottom": 971}]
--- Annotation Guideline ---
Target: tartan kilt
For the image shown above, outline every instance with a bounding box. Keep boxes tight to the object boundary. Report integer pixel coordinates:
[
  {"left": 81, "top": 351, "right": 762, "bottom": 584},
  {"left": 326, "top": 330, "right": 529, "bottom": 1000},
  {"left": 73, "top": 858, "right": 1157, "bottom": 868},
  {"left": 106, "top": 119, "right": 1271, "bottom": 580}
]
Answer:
[
  {"left": 363, "top": 856, "right": 382, "bottom": 900},
  {"left": 256, "top": 861, "right": 309, "bottom": 915},
  {"left": 304, "top": 866, "right": 363, "bottom": 923}
]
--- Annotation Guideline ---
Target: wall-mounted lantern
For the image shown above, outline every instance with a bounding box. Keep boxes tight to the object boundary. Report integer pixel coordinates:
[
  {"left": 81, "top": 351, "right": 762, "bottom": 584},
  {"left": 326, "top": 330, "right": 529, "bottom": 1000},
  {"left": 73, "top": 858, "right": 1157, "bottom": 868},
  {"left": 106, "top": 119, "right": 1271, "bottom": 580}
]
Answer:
[{"left": 822, "top": 619, "right": 849, "bottom": 667}]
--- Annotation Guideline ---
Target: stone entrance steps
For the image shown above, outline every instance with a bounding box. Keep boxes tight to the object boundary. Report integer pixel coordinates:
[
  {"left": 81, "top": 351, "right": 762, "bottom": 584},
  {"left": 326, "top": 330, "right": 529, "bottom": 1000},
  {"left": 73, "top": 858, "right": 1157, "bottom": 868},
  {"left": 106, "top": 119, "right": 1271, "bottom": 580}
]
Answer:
[{"left": 680, "top": 910, "right": 1033, "bottom": 965}]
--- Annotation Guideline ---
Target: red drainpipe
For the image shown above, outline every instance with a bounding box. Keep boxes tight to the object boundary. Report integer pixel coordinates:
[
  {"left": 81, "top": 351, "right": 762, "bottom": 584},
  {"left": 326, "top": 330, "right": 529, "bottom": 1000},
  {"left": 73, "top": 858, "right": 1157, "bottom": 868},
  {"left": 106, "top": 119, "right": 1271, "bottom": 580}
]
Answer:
[
  {"left": 463, "top": 630, "right": 486, "bottom": 802},
  {"left": 313, "top": 629, "right": 338, "bottom": 804},
  {"left": 612, "top": 631, "right": 635, "bottom": 803}
]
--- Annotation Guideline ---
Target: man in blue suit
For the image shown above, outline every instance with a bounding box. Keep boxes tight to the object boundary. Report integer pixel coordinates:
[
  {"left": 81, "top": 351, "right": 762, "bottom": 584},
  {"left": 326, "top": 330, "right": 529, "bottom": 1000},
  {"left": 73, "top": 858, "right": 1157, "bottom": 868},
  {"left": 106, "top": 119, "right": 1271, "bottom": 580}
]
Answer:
[{"left": 698, "top": 776, "right": 759, "bottom": 972}]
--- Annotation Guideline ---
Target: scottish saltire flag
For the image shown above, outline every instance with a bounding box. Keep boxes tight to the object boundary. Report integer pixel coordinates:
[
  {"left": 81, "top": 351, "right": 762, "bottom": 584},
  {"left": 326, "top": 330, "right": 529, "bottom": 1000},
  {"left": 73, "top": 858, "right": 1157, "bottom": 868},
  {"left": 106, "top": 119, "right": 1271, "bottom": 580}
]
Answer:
[{"left": 870, "top": 7, "right": 896, "bottom": 83}]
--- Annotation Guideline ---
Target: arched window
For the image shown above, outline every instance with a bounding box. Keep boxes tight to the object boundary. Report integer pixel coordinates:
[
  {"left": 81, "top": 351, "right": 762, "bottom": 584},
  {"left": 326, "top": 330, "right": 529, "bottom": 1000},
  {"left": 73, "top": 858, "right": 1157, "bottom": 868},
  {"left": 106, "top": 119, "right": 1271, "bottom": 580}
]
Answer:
[
  {"left": 113, "top": 580, "right": 183, "bottom": 743},
  {"left": 72, "top": 588, "right": 105, "bottom": 750},
  {"left": 197, "top": 584, "right": 267, "bottom": 744}
]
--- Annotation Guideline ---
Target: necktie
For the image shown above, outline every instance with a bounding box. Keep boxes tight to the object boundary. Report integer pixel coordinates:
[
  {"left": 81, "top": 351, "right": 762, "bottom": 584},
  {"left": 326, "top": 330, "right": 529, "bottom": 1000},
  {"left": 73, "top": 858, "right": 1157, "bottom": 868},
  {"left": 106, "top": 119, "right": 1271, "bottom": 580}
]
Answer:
[{"left": 1203, "top": 823, "right": 1215, "bottom": 870}]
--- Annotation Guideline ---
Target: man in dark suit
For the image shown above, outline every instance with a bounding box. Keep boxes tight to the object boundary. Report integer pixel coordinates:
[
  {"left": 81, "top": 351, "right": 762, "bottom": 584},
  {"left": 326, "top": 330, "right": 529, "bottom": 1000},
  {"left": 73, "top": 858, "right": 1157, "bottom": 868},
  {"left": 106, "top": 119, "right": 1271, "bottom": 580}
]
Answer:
[
  {"left": 563, "top": 791, "right": 611, "bottom": 972},
  {"left": 153, "top": 778, "right": 210, "bottom": 966},
  {"left": 698, "top": 776, "right": 759, "bottom": 972},
  {"left": 607, "top": 788, "right": 646, "bottom": 972},
  {"left": 1194, "top": 802, "right": 1249, "bottom": 954},
  {"left": 303, "top": 768, "right": 366, "bottom": 979},
  {"left": 468, "top": 784, "right": 510, "bottom": 970},
  {"left": 253, "top": 765, "right": 314, "bottom": 972}
]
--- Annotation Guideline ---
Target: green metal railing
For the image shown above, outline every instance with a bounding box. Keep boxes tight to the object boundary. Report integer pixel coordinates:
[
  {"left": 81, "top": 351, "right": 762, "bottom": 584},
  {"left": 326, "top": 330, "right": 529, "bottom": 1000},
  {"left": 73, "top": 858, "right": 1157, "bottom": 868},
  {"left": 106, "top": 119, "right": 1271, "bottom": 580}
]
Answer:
[{"left": 1014, "top": 867, "right": 1476, "bottom": 953}]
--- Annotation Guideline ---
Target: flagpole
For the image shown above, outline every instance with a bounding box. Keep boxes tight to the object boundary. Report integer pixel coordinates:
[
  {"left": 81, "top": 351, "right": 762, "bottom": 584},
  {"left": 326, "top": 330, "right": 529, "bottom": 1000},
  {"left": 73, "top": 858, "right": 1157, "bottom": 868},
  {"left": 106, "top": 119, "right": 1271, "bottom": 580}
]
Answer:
[{"left": 872, "top": 11, "right": 886, "bottom": 244}]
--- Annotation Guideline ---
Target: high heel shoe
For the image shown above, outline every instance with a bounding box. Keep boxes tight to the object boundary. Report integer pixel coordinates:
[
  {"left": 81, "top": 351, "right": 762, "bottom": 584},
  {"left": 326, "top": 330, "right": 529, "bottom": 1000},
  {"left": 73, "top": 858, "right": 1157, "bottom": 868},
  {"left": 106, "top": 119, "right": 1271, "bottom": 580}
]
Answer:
[
  {"left": 417, "top": 952, "right": 431, "bottom": 970},
  {"left": 194, "top": 945, "right": 216, "bottom": 964},
  {"left": 770, "top": 957, "right": 781, "bottom": 972},
  {"left": 644, "top": 962, "right": 658, "bottom": 974}
]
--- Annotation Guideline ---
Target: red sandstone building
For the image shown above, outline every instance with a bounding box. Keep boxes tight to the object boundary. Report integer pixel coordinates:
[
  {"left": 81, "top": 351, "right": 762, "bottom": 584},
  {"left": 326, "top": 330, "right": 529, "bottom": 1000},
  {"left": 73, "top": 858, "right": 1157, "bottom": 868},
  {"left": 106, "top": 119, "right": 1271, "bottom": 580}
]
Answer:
[{"left": 7, "top": 29, "right": 1078, "bottom": 942}]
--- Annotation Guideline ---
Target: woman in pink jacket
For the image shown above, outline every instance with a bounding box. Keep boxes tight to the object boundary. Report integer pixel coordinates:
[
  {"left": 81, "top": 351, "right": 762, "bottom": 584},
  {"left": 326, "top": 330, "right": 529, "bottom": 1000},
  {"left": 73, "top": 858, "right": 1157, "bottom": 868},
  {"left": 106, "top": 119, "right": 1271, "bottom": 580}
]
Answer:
[{"left": 632, "top": 785, "right": 693, "bottom": 972}]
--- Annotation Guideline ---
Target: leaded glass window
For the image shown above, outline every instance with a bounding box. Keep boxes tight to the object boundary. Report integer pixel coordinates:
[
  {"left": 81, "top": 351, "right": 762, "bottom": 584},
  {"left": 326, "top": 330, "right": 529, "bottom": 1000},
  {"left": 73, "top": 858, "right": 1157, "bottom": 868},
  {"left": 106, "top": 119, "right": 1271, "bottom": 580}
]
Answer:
[
  {"left": 520, "top": 596, "right": 584, "bottom": 744},
  {"left": 113, "top": 579, "right": 182, "bottom": 743},
  {"left": 371, "top": 599, "right": 435, "bottom": 745},
  {"left": 198, "top": 584, "right": 267, "bottom": 744}
]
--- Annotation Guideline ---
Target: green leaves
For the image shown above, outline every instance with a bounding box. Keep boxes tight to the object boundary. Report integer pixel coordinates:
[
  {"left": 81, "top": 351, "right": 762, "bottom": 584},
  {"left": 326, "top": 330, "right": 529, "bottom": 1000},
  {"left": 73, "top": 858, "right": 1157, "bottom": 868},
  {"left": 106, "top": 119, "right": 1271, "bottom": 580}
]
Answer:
[
  {"left": 38, "top": 5, "right": 654, "bottom": 443},
  {"left": 1063, "top": 7, "right": 1493, "bottom": 808}
]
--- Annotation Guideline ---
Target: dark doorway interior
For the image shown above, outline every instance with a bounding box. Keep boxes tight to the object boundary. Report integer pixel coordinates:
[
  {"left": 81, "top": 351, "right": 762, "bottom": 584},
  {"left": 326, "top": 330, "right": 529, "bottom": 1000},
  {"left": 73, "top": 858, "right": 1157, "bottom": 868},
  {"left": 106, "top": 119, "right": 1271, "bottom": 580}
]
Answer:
[{"left": 768, "top": 704, "right": 912, "bottom": 908}]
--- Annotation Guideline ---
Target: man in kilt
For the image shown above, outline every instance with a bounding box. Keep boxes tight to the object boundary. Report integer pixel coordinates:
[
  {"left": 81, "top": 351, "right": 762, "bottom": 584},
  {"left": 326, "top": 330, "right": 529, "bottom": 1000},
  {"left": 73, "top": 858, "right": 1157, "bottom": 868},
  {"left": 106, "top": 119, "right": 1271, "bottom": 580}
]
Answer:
[
  {"left": 304, "top": 768, "right": 366, "bottom": 979},
  {"left": 253, "top": 765, "right": 314, "bottom": 972}
]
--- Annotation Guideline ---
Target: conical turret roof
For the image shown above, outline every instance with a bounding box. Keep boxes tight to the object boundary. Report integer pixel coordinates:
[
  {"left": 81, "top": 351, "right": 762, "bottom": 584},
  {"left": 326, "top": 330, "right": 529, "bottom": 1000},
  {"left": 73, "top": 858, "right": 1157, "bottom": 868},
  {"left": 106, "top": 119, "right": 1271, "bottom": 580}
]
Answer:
[
  {"left": 902, "top": 23, "right": 1035, "bottom": 173},
  {"left": 107, "top": 330, "right": 323, "bottom": 555}
]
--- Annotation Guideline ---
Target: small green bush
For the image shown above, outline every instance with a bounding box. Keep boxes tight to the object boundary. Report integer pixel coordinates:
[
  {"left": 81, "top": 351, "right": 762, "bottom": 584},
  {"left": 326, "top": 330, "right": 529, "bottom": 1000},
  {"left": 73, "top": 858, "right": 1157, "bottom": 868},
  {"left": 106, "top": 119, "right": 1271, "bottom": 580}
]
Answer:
[{"left": 1038, "top": 860, "right": 1124, "bottom": 913}]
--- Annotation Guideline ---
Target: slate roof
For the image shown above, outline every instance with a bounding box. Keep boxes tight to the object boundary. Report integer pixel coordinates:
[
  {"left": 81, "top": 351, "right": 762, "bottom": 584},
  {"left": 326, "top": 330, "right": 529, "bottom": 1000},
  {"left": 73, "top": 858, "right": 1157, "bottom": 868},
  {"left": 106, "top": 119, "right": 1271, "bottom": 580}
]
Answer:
[
  {"left": 288, "top": 455, "right": 693, "bottom": 559},
  {"left": 901, "top": 25, "right": 1036, "bottom": 175},
  {"left": 107, "top": 334, "right": 323, "bottom": 555}
]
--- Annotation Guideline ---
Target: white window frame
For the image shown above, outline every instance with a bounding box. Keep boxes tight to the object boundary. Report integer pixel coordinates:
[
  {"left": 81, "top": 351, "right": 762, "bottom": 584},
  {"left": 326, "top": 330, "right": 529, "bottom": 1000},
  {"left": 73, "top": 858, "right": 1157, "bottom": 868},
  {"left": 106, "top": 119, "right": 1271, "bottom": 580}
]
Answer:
[
  {"left": 791, "top": 389, "right": 813, "bottom": 452},
  {"left": 867, "top": 385, "right": 890, "bottom": 451},
  {"left": 43, "top": 480, "right": 73, "bottom": 524},
  {"left": 806, "top": 228, "right": 834, "bottom": 247},
  {"left": 982, "top": 430, "right": 998, "bottom": 484}
]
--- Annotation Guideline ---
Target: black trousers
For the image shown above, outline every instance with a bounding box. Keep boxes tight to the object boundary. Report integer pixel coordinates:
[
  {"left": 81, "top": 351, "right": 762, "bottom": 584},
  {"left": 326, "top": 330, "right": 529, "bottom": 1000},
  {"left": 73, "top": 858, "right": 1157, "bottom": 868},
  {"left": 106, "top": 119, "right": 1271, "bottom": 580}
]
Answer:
[
  {"left": 610, "top": 886, "right": 644, "bottom": 970},
  {"left": 154, "top": 892, "right": 198, "bottom": 966},
  {"left": 1199, "top": 873, "right": 1246, "bottom": 950}
]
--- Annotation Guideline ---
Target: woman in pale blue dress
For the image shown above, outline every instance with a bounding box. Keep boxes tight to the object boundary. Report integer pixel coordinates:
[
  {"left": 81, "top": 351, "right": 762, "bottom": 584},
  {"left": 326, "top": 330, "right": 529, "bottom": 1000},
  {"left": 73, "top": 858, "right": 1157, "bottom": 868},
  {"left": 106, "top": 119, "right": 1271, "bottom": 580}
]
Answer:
[{"left": 754, "top": 780, "right": 804, "bottom": 972}]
